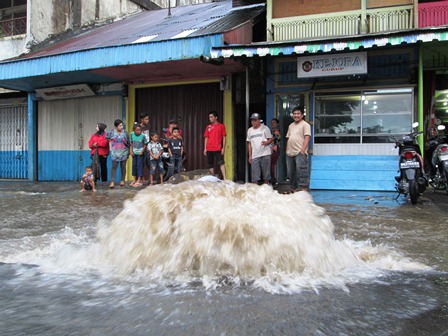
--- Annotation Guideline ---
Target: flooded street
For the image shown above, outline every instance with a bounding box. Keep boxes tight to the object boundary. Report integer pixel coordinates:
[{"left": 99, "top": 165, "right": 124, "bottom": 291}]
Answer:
[{"left": 0, "top": 181, "right": 447, "bottom": 336}]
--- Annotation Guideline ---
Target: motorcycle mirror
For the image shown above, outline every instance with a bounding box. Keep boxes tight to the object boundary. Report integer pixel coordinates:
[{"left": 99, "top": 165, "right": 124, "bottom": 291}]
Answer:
[
  {"left": 412, "top": 122, "right": 419, "bottom": 129},
  {"left": 438, "top": 124, "right": 446, "bottom": 131}
]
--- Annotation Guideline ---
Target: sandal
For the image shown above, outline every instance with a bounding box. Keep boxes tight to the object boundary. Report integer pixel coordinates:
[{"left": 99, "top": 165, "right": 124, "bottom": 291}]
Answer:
[
  {"left": 109, "top": 182, "right": 115, "bottom": 189},
  {"left": 120, "top": 181, "right": 125, "bottom": 187},
  {"left": 132, "top": 183, "right": 142, "bottom": 187}
]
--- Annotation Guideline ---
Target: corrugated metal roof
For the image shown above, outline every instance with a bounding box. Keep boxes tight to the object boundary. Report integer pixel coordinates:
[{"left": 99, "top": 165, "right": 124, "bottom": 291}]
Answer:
[
  {"left": 190, "top": 5, "right": 264, "bottom": 36},
  {"left": 19, "top": 1, "right": 265, "bottom": 60},
  {"left": 0, "top": 1, "right": 263, "bottom": 91}
]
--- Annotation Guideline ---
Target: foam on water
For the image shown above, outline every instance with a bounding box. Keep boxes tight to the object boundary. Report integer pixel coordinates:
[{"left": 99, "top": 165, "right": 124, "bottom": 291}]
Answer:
[
  {"left": 0, "top": 181, "right": 431, "bottom": 293},
  {"left": 93, "top": 181, "right": 429, "bottom": 292}
]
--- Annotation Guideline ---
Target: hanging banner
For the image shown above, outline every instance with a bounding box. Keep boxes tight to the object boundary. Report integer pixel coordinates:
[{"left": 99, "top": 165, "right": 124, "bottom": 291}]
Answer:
[
  {"left": 36, "top": 84, "right": 96, "bottom": 100},
  {"left": 298, "top": 52, "right": 367, "bottom": 78}
]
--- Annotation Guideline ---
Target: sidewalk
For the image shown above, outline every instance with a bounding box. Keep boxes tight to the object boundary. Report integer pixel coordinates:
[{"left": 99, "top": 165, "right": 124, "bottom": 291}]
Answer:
[
  {"left": 1, "top": 179, "right": 447, "bottom": 210},
  {"left": 276, "top": 181, "right": 448, "bottom": 210},
  {"left": 424, "top": 188, "right": 448, "bottom": 212}
]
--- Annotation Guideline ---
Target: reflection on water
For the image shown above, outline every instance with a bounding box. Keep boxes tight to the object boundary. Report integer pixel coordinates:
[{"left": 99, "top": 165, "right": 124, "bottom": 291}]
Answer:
[{"left": 0, "top": 181, "right": 447, "bottom": 335}]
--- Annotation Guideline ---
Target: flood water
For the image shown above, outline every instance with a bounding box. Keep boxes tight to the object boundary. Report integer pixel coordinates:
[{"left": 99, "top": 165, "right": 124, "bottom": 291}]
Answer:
[{"left": 0, "top": 181, "right": 447, "bottom": 336}]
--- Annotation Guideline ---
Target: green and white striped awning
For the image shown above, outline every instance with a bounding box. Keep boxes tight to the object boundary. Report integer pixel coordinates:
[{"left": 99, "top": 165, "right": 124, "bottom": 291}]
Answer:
[{"left": 211, "top": 27, "right": 448, "bottom": 58}]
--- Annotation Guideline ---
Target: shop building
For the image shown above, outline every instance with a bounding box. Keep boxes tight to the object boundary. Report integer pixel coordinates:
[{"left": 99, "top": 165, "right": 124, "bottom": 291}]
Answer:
[
  {"left": 212, "top": 0, "right": 448, "bottom": 190},
  {"left": 0, "top": 1, "right": 265, "bottom": 181}
]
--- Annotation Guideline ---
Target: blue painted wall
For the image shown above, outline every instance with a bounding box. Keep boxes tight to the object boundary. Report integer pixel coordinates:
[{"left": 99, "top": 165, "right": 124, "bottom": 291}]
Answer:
[
  {"left": 38, "top": 150, "right": 124, "bottom": 182},
  {"left": 310, "top": 155, "right": 398, "bottom": 191}
]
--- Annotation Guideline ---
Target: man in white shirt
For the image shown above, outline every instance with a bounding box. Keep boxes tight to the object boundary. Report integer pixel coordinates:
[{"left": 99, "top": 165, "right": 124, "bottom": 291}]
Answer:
[{"left": 247, "top": 113, "right": 273, "bottom": 184}]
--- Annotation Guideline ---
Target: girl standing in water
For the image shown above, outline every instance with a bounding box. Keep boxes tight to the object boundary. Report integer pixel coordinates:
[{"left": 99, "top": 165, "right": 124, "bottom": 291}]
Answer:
[
  {"left": 130, "top": 124, "right": 148, "bottom": 187},
  {"left": 106, "top": 119, "right": 130, "bottom": 188}
]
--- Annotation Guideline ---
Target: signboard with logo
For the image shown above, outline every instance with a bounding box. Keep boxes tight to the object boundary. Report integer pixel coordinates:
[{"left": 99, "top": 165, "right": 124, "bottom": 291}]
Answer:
[
  {"left": 36, "top": 84, "right": 96, "bottom": 100},
  {"left": 298, "top": 52, "right": 367, "bottom": 78}
]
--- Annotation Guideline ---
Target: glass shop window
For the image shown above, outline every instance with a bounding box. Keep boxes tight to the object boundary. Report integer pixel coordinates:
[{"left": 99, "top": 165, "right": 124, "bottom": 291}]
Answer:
[{"left": 314, "top": 88, "right": 413, "bottom": 144}]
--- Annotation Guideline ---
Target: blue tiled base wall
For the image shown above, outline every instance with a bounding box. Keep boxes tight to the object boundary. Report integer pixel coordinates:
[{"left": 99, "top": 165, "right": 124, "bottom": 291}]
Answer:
[
  {"left": 38, "top": 150, "right": 124, "bottom": 181},
  {"left": 310, "top": 155, "right": 399, "bottom": 191}
]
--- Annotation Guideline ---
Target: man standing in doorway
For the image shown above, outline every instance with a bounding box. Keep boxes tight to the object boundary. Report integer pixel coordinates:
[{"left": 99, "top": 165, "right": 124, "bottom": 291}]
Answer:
[
  {"left": 286, "top": 106, "right": 311, "bottom": 192},
  {"left": 247, "top": 113, "right": 273, "bottom": 185},
  {"left": 204, "top": 111, "right": 226, "bottom": 180}
]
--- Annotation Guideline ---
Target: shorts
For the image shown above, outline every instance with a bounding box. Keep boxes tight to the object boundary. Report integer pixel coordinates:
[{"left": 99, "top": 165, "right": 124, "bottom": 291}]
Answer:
[
  {"left": 206, "top": 150, "right": 224, "bottom": 168},
  {"left": 149, "top": 157, "right": 165, "bottom": 175},
  {"left": 84, "top": 182, "right": 93, "bottom": 190}
]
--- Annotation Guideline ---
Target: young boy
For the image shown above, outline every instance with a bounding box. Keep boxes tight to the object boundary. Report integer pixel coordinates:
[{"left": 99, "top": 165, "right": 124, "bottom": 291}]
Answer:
[
  {"left": 130, "top": 124, "right": 148, "bottom": 187},
  {"left": 147, "top": 132, "right": 165, "bottom": 185},
  {"left": 167, "top": 127, "right": 184, "bottom": 180},
  {"left": 80, "top": 166, "right": 97, "bottom": 192}
]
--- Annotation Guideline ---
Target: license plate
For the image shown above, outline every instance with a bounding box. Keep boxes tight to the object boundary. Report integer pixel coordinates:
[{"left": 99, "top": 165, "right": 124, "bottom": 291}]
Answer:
[
  {"left": 400, "top": 161, "right": 420, "bottom": 169},
  {"left": 439, "top": 154, "right": 448, "bottom": 161}
]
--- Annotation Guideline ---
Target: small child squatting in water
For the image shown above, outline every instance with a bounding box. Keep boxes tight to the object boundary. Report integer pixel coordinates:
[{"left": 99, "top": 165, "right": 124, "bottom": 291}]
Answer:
[{"left": 80, "top": 166, "right": 97, "bottom": 192}]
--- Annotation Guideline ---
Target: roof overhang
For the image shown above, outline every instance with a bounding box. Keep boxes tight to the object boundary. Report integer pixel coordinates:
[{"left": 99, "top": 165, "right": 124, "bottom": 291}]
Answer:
[
  {"left": 211, "top": 26, "right": 448, "bottom": 59},
  {"left": 0, "top": 34, "right": 245, "bottom": 92}
]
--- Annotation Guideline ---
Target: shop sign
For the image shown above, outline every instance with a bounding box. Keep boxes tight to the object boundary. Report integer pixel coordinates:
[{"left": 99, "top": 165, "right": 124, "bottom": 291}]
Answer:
[
  {"left": 298, "top": 52, "right": 367, "bottom": 78},
  {"left": 36, "top": 84, "right": 96, "bottom": 100}
]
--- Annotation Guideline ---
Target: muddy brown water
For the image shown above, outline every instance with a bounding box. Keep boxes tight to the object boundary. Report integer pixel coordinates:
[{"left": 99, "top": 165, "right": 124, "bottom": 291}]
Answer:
[{"left": 0, "top": 181, "right": 447, "bottom": 336}]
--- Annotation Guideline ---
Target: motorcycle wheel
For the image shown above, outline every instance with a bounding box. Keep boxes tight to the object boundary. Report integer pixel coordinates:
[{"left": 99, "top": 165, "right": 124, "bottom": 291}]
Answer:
[
  {"left": 442, "top": 162, "right": 448, "bottom": 195},
  {"left": 409, "top": 179, "right": 419, "bottom": 204},
  {"left": 428, "top": 173, "right": 442, "bottom": 190}
]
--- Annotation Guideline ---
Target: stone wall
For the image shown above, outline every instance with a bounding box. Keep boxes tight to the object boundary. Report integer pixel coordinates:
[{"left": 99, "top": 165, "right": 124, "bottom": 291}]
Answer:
[{"left": 29, "top": 0, "right": 142, "bottom": 44}]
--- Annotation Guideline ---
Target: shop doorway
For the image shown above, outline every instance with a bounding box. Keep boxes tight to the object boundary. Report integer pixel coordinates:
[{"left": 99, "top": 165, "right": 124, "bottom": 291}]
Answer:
[
  {"left": 136, "top": 83, "right": 223, "bottom": 172},
  {"left": 0, "top": 102, "right": 28, "bottom": 179}
]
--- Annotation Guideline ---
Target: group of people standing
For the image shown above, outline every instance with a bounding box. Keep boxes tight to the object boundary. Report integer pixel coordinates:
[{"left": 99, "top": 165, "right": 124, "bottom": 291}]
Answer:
[
  {"left": 80, "top": 114, "right": 184, "bottom": 192},
  {"left": 202, "top": 106, "right": 311, "bottom": 193},
  {"left": 246, "top": 106, "right": 311, "bottom": 193},
  {"left": 81, "top": 119, "right": 134, "bottom": 192},
  {"left": 81, "top": 106, "right": 311, "bottom": 194}
]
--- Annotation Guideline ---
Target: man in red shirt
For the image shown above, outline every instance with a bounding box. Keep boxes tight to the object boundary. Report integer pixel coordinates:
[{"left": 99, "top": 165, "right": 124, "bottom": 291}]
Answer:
[{"left": 203, "top": 111, "right": 226, "bottom": 180}]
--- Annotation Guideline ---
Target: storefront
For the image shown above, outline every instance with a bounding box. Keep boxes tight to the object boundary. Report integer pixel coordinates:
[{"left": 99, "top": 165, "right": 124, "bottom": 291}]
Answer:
[
  {"left": 0, "top": 94, "right": 28, "bottom": 179},
  {"left": 266, "top": 47, "right": 415, "bottom": 190},
  {"left": 0, "top": 1, "right": 264, "bottom": 181},
  {"left": 212, "top": 28, "right": 448, "bottom": 190},
  {"left": 35, "top": 84, "right": 124, "bottom": 181}
]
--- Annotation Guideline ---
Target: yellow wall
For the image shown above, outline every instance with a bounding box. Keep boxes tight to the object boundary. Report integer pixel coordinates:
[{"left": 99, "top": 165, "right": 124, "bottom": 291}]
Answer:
[{"left": 223, "top": 88, "right": 234, "bottom": 181}]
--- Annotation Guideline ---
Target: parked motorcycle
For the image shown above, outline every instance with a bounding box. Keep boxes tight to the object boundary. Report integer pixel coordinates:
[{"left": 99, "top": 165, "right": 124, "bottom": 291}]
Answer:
[
  {"left": 159, "top": 137, "right": 173, "bottom": 181},
  {"left": 425, "top": 125, "right": 448, "bottom": 194},
  {"left": 394, "top": 123, "right": 427, "bottom": 204}
]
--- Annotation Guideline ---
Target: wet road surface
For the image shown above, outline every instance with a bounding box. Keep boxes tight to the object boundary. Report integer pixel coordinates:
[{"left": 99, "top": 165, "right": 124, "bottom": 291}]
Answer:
[{"left": 0, "top": 181, "right": 447, "bottom": 336}]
